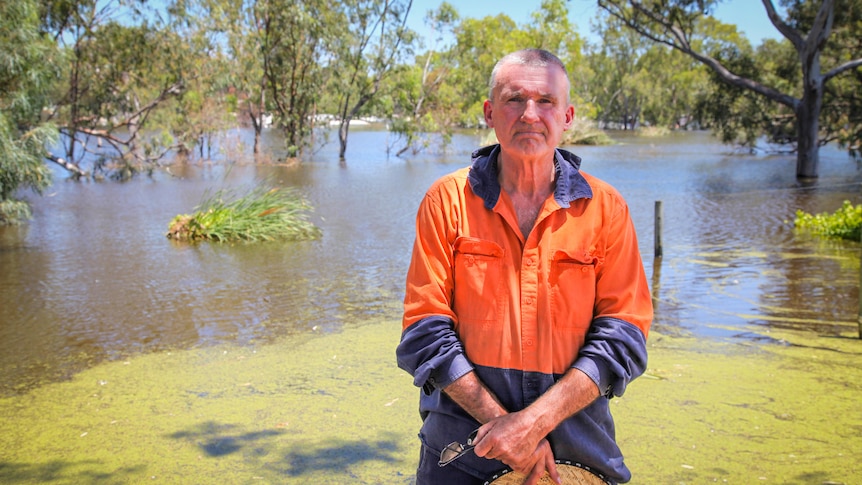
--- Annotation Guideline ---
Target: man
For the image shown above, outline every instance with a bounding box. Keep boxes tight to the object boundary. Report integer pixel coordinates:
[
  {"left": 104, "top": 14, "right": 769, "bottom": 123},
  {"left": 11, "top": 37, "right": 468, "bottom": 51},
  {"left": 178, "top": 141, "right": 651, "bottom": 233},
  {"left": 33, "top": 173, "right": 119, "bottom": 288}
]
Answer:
[{"left": 396, "top": 49, "right": 652, "bottom": 485}]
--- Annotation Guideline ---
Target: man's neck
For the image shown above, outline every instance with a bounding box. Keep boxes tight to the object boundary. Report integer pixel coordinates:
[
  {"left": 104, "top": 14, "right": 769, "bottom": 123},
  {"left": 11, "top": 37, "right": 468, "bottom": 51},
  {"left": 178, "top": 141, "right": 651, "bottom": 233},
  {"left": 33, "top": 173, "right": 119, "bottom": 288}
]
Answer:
[{"left": 497, "top": 151, "right": 556, "bottom": 199}]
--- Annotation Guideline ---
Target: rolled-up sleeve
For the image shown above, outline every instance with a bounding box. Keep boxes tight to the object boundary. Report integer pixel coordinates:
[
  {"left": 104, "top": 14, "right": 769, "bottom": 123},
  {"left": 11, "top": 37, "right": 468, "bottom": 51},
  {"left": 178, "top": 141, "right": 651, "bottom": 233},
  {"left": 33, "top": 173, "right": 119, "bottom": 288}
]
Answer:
[
  {"left": 397, "top": 316, "right": 474, "bottom": 393},
  {"left": 574, "top": 318, "right": 648, "bottom": 397},
  {"left": 397, "top": 183, "right": 474, "bottom": 392}
]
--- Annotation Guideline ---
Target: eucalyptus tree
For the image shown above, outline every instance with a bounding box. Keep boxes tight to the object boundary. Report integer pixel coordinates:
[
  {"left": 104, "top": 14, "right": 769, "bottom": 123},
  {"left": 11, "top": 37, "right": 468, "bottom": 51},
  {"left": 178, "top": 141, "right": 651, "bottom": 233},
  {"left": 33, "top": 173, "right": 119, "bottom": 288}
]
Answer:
[
  {"left": 450, "top": 0, "right": 588, "bottom": 127},
  {"left": 0, "top": 0, "right": 58, "bottom": 223},
  {"left": 196, "top": 0, "right": 271, "bottom": 156},
  {"left": 587, "top": 17, "right": 652, "bottom": 129},
  {"left": 328, "top": 0, "right": 415, "bottom": 161},
  {"left": 451, "top": 14, "right": 524, "bottom": 125},
  {"left": 523, "top": 0, "right": 588, "bottom": 82},
  {"left": 598, "top": 0, "right": 862, "bottom": 179},
  {"left": 637, "top": 44, "right": 709, "bottom": 129},
  {"left": 387, "top": 2, "right": 459, "bottom": 155},
  {"left": 587, "top": 16, "right": 709, "bottom": 131},
  {"left": 257, "top": 0, "right": 343, "bottom": 158},
  {"left": 40, "top": 0, "right": 189, "bottom": 179},
  {"left": 157, "top": 0, "right": 235, "bottom": 161}
]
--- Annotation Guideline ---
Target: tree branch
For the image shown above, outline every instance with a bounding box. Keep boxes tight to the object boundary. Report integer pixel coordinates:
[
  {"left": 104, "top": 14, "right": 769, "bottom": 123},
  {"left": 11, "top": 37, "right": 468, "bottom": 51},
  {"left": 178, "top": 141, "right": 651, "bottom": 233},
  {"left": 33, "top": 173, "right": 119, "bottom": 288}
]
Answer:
[
  {"left": 602, "top": 0, "right": 800, "bottom": 109},
  {"left": 45, "top": 153, "right": 88, "bottom": 178},
  {"left": 823, "top": 57, "right": 862, "bottom": 83},
  {"left": 761, "top": 0, "right": 803, "bottom": 48}
]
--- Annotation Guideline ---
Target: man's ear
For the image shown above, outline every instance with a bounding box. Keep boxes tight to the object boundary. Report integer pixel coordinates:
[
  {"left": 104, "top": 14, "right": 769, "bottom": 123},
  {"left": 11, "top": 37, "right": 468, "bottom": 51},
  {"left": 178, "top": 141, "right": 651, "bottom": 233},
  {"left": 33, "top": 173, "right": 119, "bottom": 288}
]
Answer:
[
  {"left": 483, "top": 100, "right": 494, "bottom": 128},
  {"left": 563, "top": 104, "right": 575, "bottom": 130}
]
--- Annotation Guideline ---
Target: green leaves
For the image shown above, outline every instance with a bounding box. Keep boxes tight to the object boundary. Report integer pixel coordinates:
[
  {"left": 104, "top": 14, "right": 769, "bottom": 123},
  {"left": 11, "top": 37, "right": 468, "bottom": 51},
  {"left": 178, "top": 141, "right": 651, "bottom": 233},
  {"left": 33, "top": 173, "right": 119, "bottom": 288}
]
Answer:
[
  {"left": 795, "top": 200, "right": 862, "bottom": 241},
  {"left": 0, "top": 0, "right": 58, "bottom": 222}
]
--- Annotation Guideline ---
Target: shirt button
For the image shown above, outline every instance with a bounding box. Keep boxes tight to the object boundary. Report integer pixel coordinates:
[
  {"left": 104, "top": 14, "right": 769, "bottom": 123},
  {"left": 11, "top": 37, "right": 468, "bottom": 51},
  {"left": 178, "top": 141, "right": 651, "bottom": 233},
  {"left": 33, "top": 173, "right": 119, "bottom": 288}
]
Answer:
[
  {"left": 525, "top": 258, "right": 534, "bottom": 266},
  {"left": 525, "top": 339, "right": 534, "bottom": 346},
  {"left": 524, "top": 297, "right": 533, "bottom": 305}
]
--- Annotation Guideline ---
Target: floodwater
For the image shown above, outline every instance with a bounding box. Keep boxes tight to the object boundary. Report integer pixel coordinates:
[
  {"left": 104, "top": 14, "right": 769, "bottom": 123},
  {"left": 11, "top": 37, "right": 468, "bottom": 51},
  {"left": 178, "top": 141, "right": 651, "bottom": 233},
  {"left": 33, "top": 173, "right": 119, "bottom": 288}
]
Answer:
[
  {"left": 1, "top": 128, "right": 861, "bottom": 398},
  {"left": 2, "top": 128, "right": 862, "bottom": 484}
]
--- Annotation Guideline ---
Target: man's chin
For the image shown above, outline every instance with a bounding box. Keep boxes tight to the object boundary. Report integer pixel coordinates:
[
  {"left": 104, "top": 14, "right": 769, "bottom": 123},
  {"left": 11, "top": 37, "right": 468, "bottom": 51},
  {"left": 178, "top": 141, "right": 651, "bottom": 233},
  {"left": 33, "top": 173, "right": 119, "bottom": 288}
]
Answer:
[{"left": 503, "top": 140, "right": 555, "bottom": 159}]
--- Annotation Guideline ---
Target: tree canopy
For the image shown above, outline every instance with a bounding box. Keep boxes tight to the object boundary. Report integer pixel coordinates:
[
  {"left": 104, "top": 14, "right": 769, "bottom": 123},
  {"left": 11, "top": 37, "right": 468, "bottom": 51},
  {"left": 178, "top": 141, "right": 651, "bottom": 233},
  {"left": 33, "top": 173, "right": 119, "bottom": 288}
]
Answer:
[
  {"left": 597, "top": 0, "right": 862, "bottom": 178},
  {"left": 0, "top": 0, "right": 57, "bottom": 223}
]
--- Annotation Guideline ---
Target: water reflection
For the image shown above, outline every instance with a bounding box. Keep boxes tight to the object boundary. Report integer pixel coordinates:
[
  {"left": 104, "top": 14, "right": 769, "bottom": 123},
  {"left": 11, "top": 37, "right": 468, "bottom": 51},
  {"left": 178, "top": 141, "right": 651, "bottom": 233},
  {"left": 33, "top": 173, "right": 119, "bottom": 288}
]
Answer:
[{"left": 1, "top": 128, "right": 860, "bottom": 395}]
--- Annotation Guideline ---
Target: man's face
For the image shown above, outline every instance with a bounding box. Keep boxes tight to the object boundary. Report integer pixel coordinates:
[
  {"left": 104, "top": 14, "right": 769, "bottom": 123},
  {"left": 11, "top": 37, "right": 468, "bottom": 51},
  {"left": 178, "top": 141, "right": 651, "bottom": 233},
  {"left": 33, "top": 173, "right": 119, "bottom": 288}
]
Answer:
[{"left": 483, "top": 63, "right": 575, "bottom": 162}]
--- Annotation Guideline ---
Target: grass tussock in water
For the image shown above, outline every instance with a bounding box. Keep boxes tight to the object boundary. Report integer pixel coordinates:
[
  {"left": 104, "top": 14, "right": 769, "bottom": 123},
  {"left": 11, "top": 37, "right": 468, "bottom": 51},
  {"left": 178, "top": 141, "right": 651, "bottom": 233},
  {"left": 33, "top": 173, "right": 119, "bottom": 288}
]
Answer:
[
  {"left": 167, "top": 186, "right": 322, "bottom": 243},
  {"left": 561, "top": 118, "right": 614, "bottom": 146}
]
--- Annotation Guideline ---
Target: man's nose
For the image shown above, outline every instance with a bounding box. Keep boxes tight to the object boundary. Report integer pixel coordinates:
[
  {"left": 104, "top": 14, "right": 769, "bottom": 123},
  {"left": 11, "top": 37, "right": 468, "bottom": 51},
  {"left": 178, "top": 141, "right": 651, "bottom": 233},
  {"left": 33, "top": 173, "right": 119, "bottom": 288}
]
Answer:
[{"left": 520, "top": 99, "right": 540, "bottom": 122}]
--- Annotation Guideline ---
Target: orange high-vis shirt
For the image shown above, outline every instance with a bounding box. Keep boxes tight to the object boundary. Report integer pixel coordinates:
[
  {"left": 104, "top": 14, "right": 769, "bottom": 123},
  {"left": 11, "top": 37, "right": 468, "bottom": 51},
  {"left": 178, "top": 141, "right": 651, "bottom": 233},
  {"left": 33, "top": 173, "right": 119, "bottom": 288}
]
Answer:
[
  {"left": 397, "top": 145, "right": 653, "bottom": 483},
  {"left": 402, "top": 147, "right": 652, "bottom": 378}
]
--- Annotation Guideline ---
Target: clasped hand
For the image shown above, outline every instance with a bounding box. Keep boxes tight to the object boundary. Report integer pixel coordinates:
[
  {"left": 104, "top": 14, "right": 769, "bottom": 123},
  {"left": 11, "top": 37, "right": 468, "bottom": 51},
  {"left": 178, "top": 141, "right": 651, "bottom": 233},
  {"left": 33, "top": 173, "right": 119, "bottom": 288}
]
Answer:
[{"left": 471, "top": 412, "right": 562, "bottom": 485}]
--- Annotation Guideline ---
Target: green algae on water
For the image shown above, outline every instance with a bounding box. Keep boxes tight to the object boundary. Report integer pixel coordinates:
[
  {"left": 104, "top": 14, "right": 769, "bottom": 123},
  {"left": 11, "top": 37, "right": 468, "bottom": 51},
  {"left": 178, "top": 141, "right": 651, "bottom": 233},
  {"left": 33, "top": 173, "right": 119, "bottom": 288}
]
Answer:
[
  {"left": 616, "top": 329, "right": 862, "bottom": 484},
  {"left": 1, "top": 321, "right": 861, "bottom": 484},
  {"left": 0, "top": 321, "right": 419, "bottom": 484}
]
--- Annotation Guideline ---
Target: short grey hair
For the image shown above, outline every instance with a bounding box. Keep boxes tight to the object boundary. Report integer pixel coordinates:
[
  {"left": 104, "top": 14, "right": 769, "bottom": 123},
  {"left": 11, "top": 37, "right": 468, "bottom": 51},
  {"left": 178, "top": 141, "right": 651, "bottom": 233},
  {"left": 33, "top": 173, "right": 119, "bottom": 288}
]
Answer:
[{"left": 488, "top": 49, "right": 571, "bottom": 102}]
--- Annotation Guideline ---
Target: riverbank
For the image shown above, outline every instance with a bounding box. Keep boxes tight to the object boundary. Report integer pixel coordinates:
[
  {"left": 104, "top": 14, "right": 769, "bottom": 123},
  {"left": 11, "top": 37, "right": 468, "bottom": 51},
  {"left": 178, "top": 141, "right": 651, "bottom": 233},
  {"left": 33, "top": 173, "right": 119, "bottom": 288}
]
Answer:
[{"left": 1, "top": 318, "right": 859, "bottom": 484}]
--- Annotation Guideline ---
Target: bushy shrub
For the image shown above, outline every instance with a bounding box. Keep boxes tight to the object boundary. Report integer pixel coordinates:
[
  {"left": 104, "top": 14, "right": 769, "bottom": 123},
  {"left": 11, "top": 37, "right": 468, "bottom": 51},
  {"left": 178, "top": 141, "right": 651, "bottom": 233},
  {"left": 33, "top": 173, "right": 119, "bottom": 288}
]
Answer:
[{"left": 794, "top": 200, "right": 862, "bottom": 241}]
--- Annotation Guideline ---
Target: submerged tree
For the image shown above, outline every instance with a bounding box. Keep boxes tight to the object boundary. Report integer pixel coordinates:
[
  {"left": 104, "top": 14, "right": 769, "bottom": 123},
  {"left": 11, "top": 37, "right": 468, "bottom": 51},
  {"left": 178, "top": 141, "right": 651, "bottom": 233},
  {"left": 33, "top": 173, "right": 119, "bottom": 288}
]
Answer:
[
  {"left": 197, "top": 0, "right": 272, "bottom": 157},
  {"left": 39, "top": 0, "right": 189, "bottom": 179},
  {"left": 386, "top": 2, "right": 460, "bottom": 156},
  {"left": 598, "top": 0, "right": 862, "bottom": 179},
  {"left": 330, "top": 0, "right": 415, "bottom": 161},
  {"left": 258, "top": 0, "right": 338, "bottom": 158}
]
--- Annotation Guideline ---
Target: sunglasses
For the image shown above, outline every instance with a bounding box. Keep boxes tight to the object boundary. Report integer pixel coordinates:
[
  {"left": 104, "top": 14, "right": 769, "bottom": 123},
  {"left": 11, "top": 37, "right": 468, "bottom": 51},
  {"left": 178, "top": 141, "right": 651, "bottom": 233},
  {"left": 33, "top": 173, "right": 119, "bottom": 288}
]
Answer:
[{"left": 438, "top": 429, "right": 479, "bottom": 467}]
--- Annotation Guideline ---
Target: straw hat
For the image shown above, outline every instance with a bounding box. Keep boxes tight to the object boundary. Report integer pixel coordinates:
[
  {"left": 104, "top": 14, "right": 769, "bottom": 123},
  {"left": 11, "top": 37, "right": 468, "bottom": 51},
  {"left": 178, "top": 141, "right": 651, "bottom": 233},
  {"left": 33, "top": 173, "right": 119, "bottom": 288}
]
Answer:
[{"left": 483, "top": 461, "right": 610, "bottom": 485}]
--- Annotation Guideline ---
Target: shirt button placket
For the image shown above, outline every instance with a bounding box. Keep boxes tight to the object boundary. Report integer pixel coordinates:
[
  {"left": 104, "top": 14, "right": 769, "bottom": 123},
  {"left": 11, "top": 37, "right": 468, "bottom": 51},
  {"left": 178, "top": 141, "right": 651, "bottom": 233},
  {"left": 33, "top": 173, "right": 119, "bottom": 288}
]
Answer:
[{"left": 520, "top": 250, "right": 539, "bottom": 369}]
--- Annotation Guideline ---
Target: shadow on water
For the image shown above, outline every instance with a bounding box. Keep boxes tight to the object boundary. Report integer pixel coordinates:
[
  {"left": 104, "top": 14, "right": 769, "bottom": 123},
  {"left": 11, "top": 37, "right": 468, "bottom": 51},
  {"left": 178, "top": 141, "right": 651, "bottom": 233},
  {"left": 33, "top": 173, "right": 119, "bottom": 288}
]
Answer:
[
  {"left": 0, "top": 461, "right": 145, "bottom": 484},
  {"left": 167, "top": 421, "right": 403, "bottom": 479},
  {"left": 280, "top": 436, "right": 401, "bottom": 477},
  {"left": 0, "top": 422, "right": 404, "bottom": 484},
  {"left": 168, "top": 421, "right": 286, "bottom": 457}
]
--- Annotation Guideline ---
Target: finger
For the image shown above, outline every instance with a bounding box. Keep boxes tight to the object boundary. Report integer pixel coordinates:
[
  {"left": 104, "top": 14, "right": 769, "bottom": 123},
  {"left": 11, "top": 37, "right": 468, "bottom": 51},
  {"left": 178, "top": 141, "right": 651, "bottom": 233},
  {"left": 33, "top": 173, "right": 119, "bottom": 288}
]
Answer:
[
  {"left": 472, "top": 425, "right": 489, "bottom": 446},
  {"left": 545, "top": 458, "right": 561, "bottom": 485},
  {"left": 471, "top": 425, "right": 493, "bottom": 458},
  {"left": 536, "top": 439, "right": 560, "bottom": 485},
  {"left": 472, "top": 421, "right": 504, "bottom": 458},
  {"left": 521, "top": 463, "right": 546, "bottom": 485}
]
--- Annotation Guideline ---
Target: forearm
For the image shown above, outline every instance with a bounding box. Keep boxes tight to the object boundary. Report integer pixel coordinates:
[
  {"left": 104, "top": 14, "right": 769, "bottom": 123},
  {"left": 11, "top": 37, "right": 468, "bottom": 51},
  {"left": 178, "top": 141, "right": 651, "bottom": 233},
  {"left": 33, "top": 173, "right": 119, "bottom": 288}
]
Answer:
[
  {"left": 520, "top": 367, "right": 600, "bottom": 440},
  {"left": 442, "top": 370, "right": 508, "bottom": 424}
]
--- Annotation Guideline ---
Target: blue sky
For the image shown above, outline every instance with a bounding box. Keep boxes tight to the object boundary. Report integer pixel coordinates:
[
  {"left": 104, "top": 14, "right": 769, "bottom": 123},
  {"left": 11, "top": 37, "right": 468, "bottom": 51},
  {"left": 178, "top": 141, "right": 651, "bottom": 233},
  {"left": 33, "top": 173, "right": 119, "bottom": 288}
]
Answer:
[{"left": 406, "top": 0, "right": 782, "bottom": 46}]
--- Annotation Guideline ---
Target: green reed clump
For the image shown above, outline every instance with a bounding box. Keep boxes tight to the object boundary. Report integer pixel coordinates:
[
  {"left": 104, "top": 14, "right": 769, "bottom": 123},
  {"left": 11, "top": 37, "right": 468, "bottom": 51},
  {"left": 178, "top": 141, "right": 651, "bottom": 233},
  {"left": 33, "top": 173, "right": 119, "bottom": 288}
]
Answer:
[
  {"left": 794, "top": 200, "right": 862, "bottom": 241},
  {"left": 167, "top": 186, "right": 322, "bottom": 242}
]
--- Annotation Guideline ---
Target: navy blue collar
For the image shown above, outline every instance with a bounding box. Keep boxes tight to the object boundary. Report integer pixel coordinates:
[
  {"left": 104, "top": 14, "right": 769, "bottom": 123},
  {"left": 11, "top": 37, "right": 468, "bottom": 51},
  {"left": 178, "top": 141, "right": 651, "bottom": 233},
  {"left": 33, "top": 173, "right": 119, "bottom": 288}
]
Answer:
[{"left": 467, "top": 144, "right": 593, "bottom": 210}]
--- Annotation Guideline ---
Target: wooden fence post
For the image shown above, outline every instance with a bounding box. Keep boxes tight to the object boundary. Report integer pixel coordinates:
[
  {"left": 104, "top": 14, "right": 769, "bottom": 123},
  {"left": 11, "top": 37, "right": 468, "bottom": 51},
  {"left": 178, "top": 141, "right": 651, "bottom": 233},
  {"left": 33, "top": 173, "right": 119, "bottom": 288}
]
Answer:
[{"left": 654, "top": 201, "right": 663, "bottom": 259}]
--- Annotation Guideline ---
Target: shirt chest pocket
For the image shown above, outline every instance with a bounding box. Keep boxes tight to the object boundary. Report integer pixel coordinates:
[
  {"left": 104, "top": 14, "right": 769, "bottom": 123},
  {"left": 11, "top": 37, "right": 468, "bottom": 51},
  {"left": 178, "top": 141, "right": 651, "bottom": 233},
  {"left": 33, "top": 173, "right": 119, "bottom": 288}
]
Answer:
[
  {"left": 549, "top": 250, "right": 597, "bottom": 330},
  {"left": 453, "top": 237, "right": 505, "bottom": 325}
]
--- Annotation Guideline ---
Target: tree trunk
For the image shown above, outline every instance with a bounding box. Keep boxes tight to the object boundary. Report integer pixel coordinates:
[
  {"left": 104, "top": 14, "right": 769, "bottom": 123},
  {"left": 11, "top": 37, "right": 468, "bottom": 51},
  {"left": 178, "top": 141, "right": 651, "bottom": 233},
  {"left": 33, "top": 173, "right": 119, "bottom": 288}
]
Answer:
[
  {"left": 796, "top": 43, "right": 826, "bottom": 179},
  {"left": 338, "top": 118, "right": 350, "bottom": 161},
  {"left": 795, "top": 87, "right": 821, "bottom": 179},
  {"left": 253, "top": 75, "right": 266, "bottom": 155}
]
